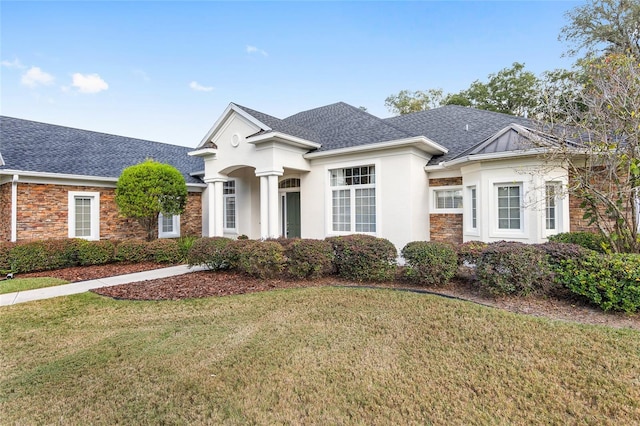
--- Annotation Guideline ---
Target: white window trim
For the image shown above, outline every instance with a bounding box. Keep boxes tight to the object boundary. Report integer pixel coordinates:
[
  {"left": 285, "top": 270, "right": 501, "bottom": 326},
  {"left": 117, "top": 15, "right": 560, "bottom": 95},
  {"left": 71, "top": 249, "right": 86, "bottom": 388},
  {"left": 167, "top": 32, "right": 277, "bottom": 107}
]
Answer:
[
  {"left": 68, "top": 191, "right": 100, "bottom": 240},
  {"left": 489, "top": 181, "right": 527, "bottom": 238},
  {"left": 430, "top": 186, "right": 463, "bottom": 214},
  {"left": 325, "top": 160, "right": 381, "bottom": 237},
  {"left": 158, "top": 213, "right": 181, "bottom": 239},
  {"left": 543, "top": 182, "right": 563, "bottom": 238},
  {"left": 464, "top": 184, "right": 480, "bottom": 236},
  {"left": 223, "top": 179, "right": 237, "bottom": 233}
]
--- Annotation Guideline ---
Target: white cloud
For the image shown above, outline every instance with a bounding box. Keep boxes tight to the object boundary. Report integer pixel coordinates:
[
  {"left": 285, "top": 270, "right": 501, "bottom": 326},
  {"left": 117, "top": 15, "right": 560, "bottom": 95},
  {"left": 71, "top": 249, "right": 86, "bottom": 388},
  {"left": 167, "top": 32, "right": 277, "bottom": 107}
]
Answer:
[
  {"left": 246, "top": 45, "right": 268, "bottom": 57},
  {"left": 1, "top": 58, "right": 25, "bottom": 69},
  {"left": 21, "top": 66, "right": 55, "bottom": 88},
  {"left": 189, "top": 81, "right": 214, "bottom": 92},
  {"left": 71, "top": 73, "right": 109, "bottom": 94}
]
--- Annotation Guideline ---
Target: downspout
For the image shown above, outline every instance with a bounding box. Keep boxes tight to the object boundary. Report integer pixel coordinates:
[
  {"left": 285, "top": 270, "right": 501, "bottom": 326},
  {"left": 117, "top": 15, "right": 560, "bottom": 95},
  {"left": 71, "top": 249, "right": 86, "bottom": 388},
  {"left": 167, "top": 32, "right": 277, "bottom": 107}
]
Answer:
[{"left": 11, "top": 174, "right": 18, "bottom": 242}]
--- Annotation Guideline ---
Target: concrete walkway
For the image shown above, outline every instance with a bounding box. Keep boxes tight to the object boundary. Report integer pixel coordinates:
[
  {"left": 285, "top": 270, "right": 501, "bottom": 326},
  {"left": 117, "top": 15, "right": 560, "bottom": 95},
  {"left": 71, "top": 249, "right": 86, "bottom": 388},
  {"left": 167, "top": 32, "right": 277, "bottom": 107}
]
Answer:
[{"left": 0, "top": 264, "right": 206, "bottom": 306}]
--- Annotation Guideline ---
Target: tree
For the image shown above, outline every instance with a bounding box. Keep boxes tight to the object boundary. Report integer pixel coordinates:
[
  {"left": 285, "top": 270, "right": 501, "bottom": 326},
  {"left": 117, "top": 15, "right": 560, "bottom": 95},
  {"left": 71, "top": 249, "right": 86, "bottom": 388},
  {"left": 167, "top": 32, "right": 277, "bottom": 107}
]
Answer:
[
  {"left": 384, "top": 89, "right": 444, "bottom": 115},
  {"left": 541, "top": 53, "right": 640, "bottom": 253},
  {"left": 115, "top": 159, "right": 188, "bottom": 241},
  {"left": 460, "top": 62, "right": 540, "bottom": 116},
  {"left": 560, "top": 0, "right": 640, "bottom": 58}
]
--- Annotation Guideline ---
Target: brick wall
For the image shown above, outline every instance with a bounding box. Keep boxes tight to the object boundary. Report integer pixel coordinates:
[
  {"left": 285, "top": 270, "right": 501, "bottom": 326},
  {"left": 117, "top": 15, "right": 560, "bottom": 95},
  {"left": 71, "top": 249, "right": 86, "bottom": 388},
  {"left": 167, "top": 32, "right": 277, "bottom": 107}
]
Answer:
[
  {"left": 429, "top": 177, "right": 463, "bottom": 187},
  {"left": 0, "top": 183, "right": 11, "bottom": 241},
  {"left": 8, "top": 182, "right": 202, "bottom": 241},
  {"left": 429, "top": 214, "right": 463, "bottom": 244}
]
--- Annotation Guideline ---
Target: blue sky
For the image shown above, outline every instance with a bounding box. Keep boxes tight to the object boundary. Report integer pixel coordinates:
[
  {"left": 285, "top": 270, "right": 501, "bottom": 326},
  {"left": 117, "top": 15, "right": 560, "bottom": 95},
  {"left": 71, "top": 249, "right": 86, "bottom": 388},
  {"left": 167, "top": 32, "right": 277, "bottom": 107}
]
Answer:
[{"left": 1, "top": 1, "right": 582, "bottom": 147}]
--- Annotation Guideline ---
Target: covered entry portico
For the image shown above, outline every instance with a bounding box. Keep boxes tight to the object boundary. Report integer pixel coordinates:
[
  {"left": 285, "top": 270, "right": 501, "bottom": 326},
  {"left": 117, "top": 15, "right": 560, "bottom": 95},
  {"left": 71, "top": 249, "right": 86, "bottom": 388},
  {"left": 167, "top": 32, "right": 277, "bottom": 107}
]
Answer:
[{"left": 189, "top": 103, "right": 319, "bottom": 240}]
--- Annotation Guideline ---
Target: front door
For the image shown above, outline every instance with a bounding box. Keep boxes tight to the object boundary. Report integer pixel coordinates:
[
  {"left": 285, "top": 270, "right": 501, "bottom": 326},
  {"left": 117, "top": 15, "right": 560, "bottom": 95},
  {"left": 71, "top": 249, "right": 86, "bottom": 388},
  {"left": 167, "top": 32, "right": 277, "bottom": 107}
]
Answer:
[{"left": 285, "top": 192, "right": 301, "bottom": 238}]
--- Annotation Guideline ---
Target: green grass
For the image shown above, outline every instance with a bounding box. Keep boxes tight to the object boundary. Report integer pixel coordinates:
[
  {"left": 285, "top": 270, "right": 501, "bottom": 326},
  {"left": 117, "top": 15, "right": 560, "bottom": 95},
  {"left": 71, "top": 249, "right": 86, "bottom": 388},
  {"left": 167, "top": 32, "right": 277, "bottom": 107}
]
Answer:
[
  {"left": 0, "top": 277, "right": 69, "bottom": 295},
  {"left": 1, "top": 287, "right": 639, "bottom": 424}
]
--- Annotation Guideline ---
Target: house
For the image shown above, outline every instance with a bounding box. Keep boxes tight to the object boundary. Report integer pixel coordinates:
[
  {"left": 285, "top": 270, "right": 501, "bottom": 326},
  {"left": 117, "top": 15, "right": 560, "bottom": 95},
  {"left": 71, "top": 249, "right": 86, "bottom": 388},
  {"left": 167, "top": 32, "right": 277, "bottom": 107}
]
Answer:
[
  {"left": 1, "top": 103, "right": 592, "bottom": 249},
  {"left": 190, "top": 102, "right": 591, "bottom": 250},
  {"left": 0, "top": 116, "right": 205, "bottom": 242}
]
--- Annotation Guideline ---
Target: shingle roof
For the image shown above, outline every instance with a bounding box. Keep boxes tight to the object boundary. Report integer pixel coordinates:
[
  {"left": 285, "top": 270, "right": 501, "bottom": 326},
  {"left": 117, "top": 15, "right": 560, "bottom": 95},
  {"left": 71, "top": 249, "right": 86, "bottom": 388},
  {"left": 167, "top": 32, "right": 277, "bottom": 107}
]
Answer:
[
  {"left": 233, "top": 104, "right": 321, "bottom": 142},
  {"left": 0, "top": 116, "right": 204, "bottom": 184},
  {"left": 383, "top": 105, "right": 534, "bottom": 164}
]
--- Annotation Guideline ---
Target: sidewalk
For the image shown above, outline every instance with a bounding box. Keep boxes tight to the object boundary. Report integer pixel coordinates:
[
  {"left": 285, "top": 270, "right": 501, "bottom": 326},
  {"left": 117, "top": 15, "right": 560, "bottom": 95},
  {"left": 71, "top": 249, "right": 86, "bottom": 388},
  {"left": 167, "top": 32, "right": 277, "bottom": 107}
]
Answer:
[{"left": 0, "top": 264, "right": 206, "bottom": 306}]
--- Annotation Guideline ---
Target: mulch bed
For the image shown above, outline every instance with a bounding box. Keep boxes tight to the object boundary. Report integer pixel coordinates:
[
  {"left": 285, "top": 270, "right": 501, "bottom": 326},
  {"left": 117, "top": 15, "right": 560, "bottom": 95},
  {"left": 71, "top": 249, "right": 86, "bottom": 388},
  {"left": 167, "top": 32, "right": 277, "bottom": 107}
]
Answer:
[{"left": 19, "top": 262, "right": 173, "bottom": 282}]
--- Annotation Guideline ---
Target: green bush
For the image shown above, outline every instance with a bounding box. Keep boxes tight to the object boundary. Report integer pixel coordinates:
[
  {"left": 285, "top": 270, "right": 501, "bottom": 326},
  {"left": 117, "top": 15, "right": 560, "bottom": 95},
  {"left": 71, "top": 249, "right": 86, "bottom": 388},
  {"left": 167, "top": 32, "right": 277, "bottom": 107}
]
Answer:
[
  {"left": 177, "top": 235, "right": 199, "bottom": 261},
  {"left": 187, "top": 237, "right": 233, "bottom": 270},
  {"left": 554, "top": 252, "right": 640, "bottom": 313},
  {"left": 476, "top": 242, "right": 552, "bottom": 296},
  {"left": 456, "top": 241, "right": 488, "bottom": 266},
  {"left": 326, "top": 234, "right": 397, "bottom": 282},
  {"left": 115, "top": 239, "right": 150, "bottom": 263},
  {"left": 234, "top": 240, "right": 285, "bottom": 279},
  {"left": 148, "top": 239, "right": 182, "bottom": 264},
  {"left": 8, "top": 240, "right": 80, "bottom": 273},
  {"left": 548, "top": 232, "right": 607, "bottom": 253},
  {"left": 401, "top": 241, "right": 458, "bottom": 286},
  {"left": 77, "top": 240, "right": 115, "bottom": 266},
  {"left": 0, "top": 241, "right": 13, "bottom": 272},
  {"left": 285, "top": 239, "right": 335, "bottom": 279}
]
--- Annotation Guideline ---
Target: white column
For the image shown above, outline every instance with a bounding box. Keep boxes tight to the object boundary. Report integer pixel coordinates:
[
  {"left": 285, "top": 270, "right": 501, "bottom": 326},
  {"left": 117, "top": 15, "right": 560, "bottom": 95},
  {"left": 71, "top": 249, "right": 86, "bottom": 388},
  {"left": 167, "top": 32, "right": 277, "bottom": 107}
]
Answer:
[
  {"left": 206, "top": 182, "right": 216, "bottom": 237},
  {"left": 268, "top": 175, "right": 279, "bottom": 238},
  {"left": 260, "top": 176, "right": 269, "bottom": 239},
  {"left": 11, "top": 175, "right": 18, "bottom": 242},
  {"left": 214, "top": 180, "right": 224, "bottom": 237}
]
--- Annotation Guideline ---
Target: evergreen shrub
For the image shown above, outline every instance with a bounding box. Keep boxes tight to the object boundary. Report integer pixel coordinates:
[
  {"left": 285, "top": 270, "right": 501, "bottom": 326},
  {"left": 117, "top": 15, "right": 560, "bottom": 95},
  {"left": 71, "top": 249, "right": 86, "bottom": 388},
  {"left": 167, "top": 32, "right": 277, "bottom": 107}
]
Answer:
[
  {"left": 326, "top": 234, "right": 397, "bottom": 282},
  {"left": 401, "top": 241, "right": 457, "bottom": 286}
]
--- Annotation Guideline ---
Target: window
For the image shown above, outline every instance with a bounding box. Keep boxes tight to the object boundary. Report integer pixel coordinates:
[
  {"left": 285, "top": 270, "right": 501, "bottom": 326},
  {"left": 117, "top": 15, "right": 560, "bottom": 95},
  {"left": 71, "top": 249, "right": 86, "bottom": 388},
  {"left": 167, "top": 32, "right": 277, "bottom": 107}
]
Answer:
[
  {"left": 158, "top": 213, "right": 180, "bottom": 238},
  {"left": 279, "top": 178, "right": 300, "bottom": 189},
  {"left": 68, "top": 191, "right": 100, "bottom": 240},
  {"left": 223, "top": 180, "right": 236, "bottom": 231},
  {"left": 469, "top": 186, "right": 477, "bottom": 229},
  {"left": 545, "top": 184, "right": 559, "bottom": 230},
  {"left": 435, "top": 189, "right": 463, "bottom": 209},
  {"left": 330, "top": 165, "right": 376, "bottom": 233},
  {"left": 497, "top": 184, "right": 522, "bottom": 230}
]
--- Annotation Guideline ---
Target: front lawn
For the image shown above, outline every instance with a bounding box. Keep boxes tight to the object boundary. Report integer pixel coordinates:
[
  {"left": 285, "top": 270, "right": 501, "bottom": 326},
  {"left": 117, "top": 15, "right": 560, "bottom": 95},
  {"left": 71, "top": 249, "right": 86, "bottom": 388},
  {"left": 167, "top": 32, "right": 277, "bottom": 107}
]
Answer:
[
  {"left": 0, "top": 277, "right": 69, "bottom": 295},
  {"left": 1, "top": 287, "right": 638, "bottom": 424}
]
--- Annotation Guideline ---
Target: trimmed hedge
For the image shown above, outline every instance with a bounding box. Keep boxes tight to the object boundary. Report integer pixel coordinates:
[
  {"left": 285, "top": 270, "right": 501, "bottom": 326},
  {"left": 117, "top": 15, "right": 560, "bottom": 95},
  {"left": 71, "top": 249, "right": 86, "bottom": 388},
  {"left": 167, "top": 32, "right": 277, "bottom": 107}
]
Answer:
[
  {"left": 548, "top": 232, "right": 607, "bottom": 253},
  {"left": 234, "top": 240, "right": 285, "bottom": 279},
  {"left": 456, "top": 241, "right": 487, "bottom": 266},
  {"left": 77, "top": 240, "right": 116, "bottom": 265},
  {"left": 187, "top": 237, "right": 233, "bottom": 270},
  {"left": 5, "top": 239, "right": 82, "bottom": 273},
  {"left": 285, "top": 239, "right": 335, "bottom": 279},
  {"left": 148, "top": 239, "right": 182, "bottom": 263},
  {"left": 554, "top": 252, "right": 640, "bottom": 313},
  {"left": 476, "top": 241, "right": 552, "bottom": 296},
  {"left": 115, "top": 239, "right": 150, "bottom": 263},
  {"left": 327, "top": 234, "right": 397, "bottom": 282},
  {"left": 401, "top": 241, "right": 457, "bottom": 286}
]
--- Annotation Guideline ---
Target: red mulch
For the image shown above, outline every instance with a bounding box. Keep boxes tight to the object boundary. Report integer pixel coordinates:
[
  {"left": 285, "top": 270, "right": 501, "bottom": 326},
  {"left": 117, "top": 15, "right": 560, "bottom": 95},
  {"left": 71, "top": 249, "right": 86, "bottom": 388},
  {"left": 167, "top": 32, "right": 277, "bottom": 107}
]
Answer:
[{"left": 19, "top": 262, "right": 169, "bottom": 282}]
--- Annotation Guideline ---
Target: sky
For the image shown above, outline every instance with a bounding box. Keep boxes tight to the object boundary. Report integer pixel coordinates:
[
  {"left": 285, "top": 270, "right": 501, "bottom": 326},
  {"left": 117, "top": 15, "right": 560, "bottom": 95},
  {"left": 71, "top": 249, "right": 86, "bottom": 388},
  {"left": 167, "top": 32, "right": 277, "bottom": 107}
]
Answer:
[{"left": 1, "top": 1, "right": 583, "bottom": 148}]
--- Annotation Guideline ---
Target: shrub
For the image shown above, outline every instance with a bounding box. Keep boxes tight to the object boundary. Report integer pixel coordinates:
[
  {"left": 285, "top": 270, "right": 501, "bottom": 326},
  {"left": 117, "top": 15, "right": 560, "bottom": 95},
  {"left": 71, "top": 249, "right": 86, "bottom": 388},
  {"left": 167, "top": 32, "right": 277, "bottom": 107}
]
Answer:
[
  {"left": 115, "top": 239, "right": 150, "bottom": 263},
  {"left": 326, "top": 234, "right": 397, "bottom": 282},
  {"left": 401, "top": 241, "right": 458, "bottom": 286},
  {"left": 285, "top": 239, "right": 335, "bottom": 279},
  {"left": 0, "top": 241, "right": 13, "bottom": 272},
  {"left": 187, "top": 237, "right": 233, "bottom": 270},
  {"left": 77, "top": 240, "right": 115, "bottom": 265},
  {"left": 177, "top": 235, "right": 199, "bottom": 261},
  {"left": 475, "top": 242, "right": 552, "bottom": 296},
  {"left": 234, "top": 240, "right": 285, "bottom": 279},
  {"left": 456, "top": 241, "right": 487, "bottom": 266},
  {"left": 548, "top": 232, "right": 607, "bottom": 253},
  {"left": 535, "top": 242, "right": 593, "bottom": 269},
  {"left": 148, "top": 239, "right": 182, "bottom": 264},
  {"left": 8, "top": 240, "right": 80, "bottom": 273},
  {"left": 554, "top": 252, "right": 640, "bottom": 313}
]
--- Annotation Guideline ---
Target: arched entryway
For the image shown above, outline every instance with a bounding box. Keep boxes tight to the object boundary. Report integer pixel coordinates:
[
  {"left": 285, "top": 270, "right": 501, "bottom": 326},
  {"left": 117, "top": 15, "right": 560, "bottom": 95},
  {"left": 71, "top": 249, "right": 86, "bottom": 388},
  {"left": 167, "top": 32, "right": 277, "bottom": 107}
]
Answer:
[{"left": 279, "top": 178, "right": 301, "bottom": 238}]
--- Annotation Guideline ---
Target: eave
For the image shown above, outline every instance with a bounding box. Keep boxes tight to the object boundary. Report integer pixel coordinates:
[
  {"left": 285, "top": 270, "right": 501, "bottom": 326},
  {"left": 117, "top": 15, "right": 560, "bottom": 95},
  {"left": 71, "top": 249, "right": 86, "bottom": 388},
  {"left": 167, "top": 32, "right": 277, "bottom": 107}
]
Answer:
[{"left": 304, "top": 136, "right": 448, "bottom": 159}]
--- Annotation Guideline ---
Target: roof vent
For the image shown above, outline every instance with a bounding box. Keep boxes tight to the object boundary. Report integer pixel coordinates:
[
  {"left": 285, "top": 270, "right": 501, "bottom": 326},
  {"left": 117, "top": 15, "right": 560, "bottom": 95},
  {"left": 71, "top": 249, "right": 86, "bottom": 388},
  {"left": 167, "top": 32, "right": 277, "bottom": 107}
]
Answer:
[{"left": 465, "top": 124, "right": 469, "bottom": 131}]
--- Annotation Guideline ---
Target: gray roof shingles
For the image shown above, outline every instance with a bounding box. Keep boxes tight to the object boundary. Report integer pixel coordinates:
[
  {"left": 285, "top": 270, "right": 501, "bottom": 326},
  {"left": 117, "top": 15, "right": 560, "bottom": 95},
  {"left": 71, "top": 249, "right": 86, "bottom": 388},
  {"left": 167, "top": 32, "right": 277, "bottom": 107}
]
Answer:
[{"left": 0, "top": 116, "right": 204, "bottom": 184}]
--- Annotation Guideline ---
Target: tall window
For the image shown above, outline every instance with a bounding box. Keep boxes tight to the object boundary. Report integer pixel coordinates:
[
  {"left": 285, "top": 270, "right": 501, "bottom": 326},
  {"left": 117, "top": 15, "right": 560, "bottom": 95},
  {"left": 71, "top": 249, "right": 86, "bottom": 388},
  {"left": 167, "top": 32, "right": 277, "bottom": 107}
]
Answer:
[
  {"left": 330, "top": 165, "right": 376, "bottom": 233},
  {"left": 545, "top": 184, "right": 559, "bottom": 230},
  {"left": 497, "top": 184, "right": 522, "bottom": 230},
  {"left": 68, "top": 191, "right": 100, "bottom": 240},
  {"left": 469, "top": 186, "right": 477, "bottom": 229},
  {"left": 158, "top": 213, "right": 180, "bottom": 238},
  {"left": 223, "top": 180, "right": 236, "bottom": 231}
]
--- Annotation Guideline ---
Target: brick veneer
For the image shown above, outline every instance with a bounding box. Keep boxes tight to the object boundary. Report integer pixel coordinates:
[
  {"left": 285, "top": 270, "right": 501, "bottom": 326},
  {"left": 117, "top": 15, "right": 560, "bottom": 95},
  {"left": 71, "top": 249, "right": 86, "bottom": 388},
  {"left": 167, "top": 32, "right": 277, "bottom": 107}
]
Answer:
[
  {"left": 430, "top": 214, "right": 463, "bottom": 244},
  {"left": 4, "top": 182, "right": 202, "bottom": 241},
  {"left": 0, "top": 183, "right": 11, "bottom": 241},
  {"left": 429, "top": 177, "right": 463, "bottom": 187}
]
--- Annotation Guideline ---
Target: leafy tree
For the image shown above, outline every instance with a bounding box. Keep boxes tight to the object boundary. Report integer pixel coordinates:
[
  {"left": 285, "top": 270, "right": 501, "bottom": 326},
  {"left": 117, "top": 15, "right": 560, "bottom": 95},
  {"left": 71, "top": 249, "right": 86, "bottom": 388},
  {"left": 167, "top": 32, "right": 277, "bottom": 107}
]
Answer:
[
  {"left": 115, "top": 159, "right": 187, "bottom": 241},
  {"left": 540, "top": 53, "right": 640, "bottom": 253},
  {"left": 384, "top": 88, "right": 444, "bottom": 115},
  {"left": 560, "top": 0, "right": 640, "bottom": 58}
]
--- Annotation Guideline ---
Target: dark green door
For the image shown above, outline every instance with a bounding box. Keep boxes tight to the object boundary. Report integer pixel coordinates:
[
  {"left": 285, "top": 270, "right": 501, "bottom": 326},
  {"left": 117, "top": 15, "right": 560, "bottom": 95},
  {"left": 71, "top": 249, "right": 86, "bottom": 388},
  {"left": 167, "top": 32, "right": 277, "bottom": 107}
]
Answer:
[{"left": 286, "top": 192, "right": 301, "bottom": 238}]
